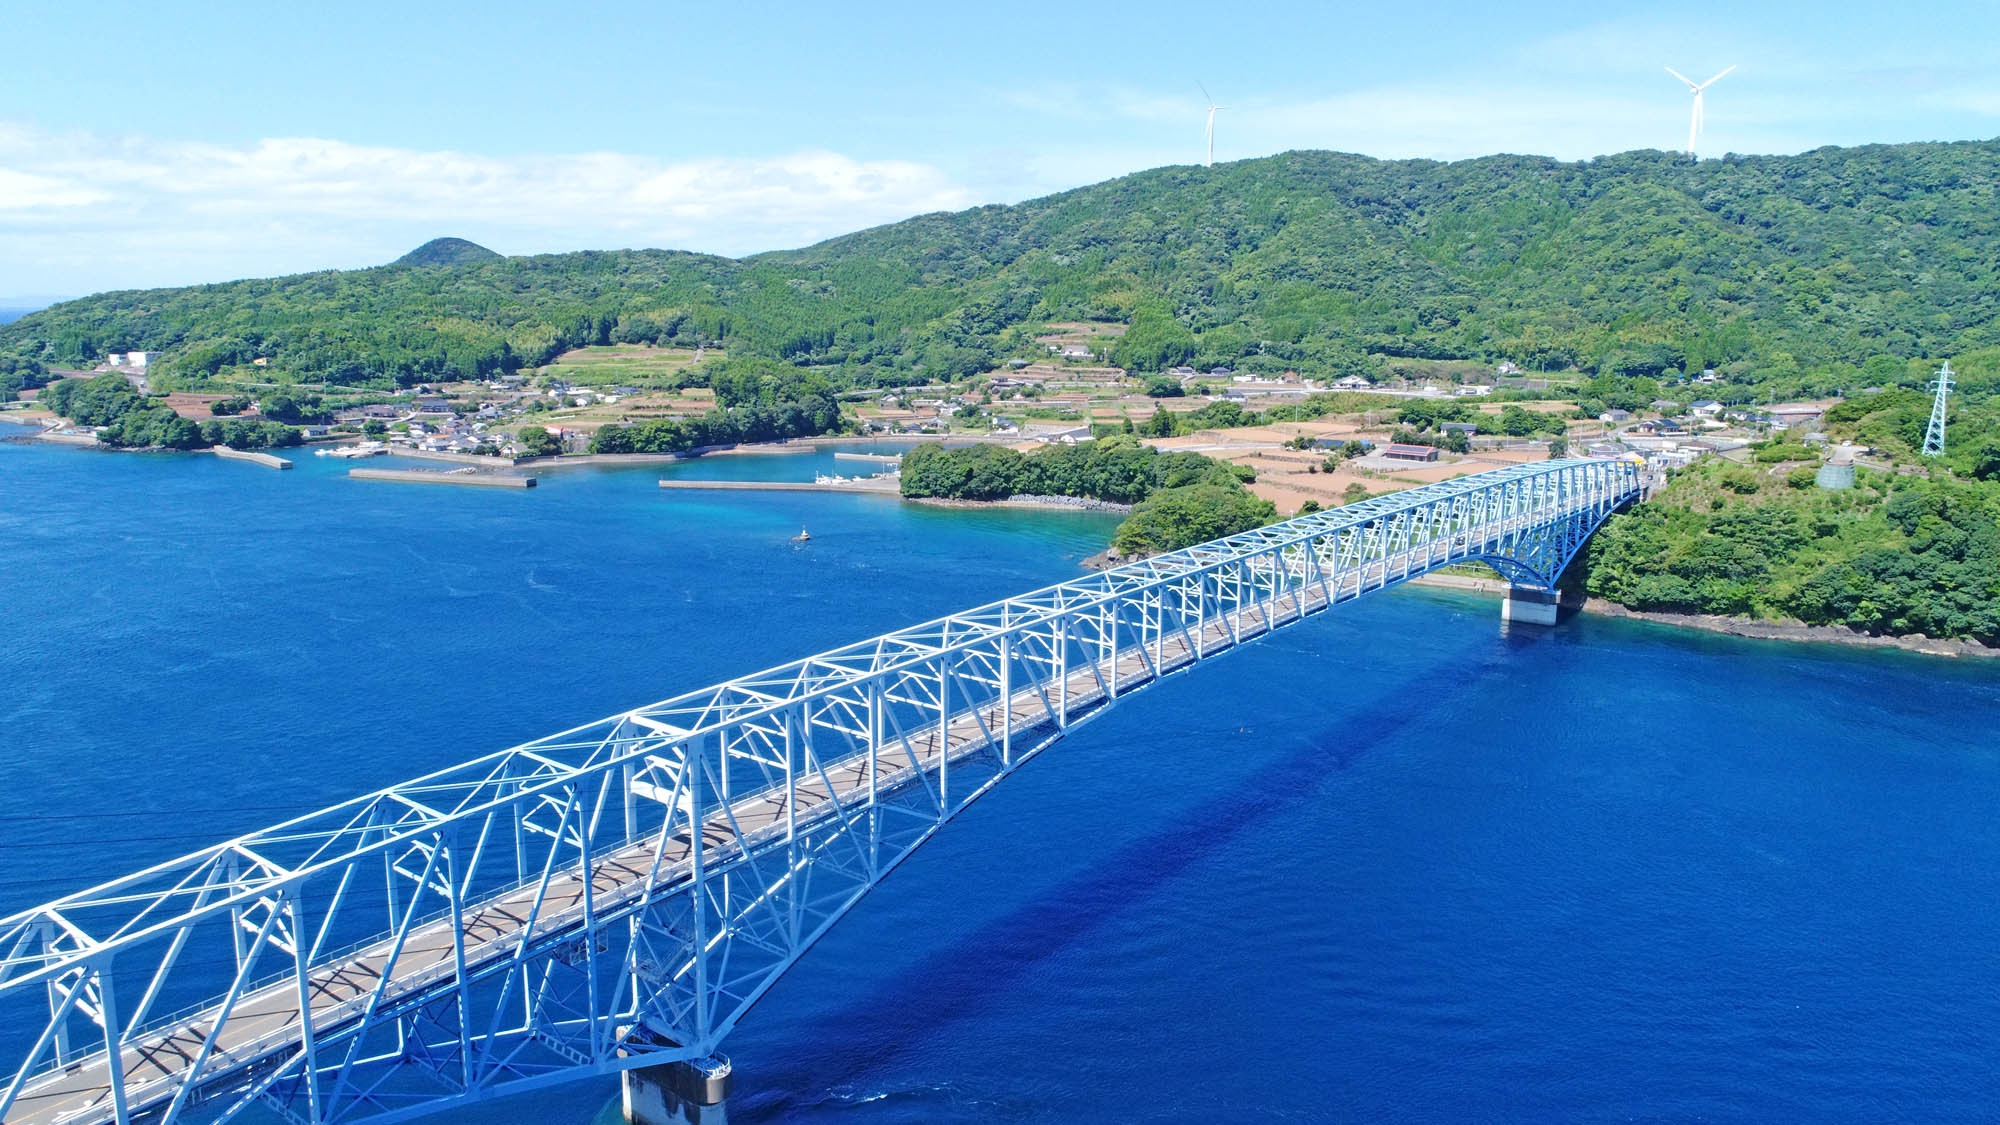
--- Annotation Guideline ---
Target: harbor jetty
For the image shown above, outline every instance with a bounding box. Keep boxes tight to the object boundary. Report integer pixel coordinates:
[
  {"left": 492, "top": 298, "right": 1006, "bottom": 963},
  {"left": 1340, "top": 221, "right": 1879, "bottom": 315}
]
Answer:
[
  {"left": 351, "top": 467, "right": 535, "bottom": 488},
  {"left": 212, "top": 446, "right": 292, "bottom": 470},
  {"left": 656, "top": 477, "right": 898, "bottom": 495},
  {"left": 831, "top": 451, "right": 902, "bottom": 464}
]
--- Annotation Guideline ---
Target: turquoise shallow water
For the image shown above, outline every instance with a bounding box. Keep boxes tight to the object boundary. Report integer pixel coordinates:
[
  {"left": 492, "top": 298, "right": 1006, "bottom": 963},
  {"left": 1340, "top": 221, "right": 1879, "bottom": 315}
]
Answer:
[{"left": 5, "top": 424, "right": 2000, "bottom": 1122}]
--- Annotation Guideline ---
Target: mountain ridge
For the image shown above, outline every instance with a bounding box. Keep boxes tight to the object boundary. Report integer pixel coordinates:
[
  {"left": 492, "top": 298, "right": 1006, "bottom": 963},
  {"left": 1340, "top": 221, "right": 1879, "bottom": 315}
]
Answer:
[{"left": 5, "top": 141, "right": 2000, "bottom": 399}]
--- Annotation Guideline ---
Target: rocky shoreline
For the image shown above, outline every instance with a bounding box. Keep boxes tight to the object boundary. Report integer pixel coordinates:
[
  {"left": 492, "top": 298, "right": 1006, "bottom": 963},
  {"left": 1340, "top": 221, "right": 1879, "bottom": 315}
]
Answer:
[
  {"left": 1578, "top": 599, "right": 2000, "bottom": 659},
  {"left": 913, "top": 494, "right": 1133, "bottom": 515}
]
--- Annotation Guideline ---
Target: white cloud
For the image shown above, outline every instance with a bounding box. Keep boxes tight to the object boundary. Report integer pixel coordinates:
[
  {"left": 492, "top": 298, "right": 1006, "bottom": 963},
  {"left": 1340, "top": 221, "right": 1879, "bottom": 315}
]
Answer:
[
  {"left": 9, "top": 28, "right": 2000, "bottom": 298},
  {"left": 0, "top": 167, "right": 108, "bottom": 211},
  {"left": 0, "top": 124, "right": 979, "bottom": 293}
]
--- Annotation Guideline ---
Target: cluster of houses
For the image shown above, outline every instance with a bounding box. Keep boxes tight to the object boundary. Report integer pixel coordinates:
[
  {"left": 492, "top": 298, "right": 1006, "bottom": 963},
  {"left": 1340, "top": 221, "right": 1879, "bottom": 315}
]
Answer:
[
  {"left": 1606, "top": 399, "right": 1829, "bottom": 437},
  {"left": 332, "top": 388, "right": 550, "bottom": 455},
  {"left": 541, "top": 378, "right": 632, "bottom": 408}
]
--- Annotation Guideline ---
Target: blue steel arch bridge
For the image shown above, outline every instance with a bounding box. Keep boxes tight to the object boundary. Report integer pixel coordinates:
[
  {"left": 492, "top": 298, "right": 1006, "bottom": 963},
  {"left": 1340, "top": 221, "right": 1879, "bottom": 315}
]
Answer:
[{"left": 0, "top": 458, "right": 1641, "bottom": 1125}]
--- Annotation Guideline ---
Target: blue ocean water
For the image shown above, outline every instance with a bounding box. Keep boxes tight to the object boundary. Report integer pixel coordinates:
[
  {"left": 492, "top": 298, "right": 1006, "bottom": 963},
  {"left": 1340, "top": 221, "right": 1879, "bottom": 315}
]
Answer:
[{"left": 5, "top": 424, "right": 2000, "bottom": 1122}]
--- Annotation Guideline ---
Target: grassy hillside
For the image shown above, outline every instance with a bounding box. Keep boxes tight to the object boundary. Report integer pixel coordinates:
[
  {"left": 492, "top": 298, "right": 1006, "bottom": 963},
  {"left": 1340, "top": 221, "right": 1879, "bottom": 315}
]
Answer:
[{"left": 6, "top": 142, "right": 2000, "bottom": 399}]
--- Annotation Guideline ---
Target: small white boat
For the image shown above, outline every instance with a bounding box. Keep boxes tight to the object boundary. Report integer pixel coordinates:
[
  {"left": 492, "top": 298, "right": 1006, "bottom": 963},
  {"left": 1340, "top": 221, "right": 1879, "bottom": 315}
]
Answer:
[{"left": 791, "top": 528, "right": 811, "bottom": 543}]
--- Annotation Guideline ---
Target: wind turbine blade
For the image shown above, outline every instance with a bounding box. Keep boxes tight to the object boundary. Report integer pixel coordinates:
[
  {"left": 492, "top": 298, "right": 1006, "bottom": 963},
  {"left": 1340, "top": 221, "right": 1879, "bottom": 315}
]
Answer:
[
  {"left": 1665, "top": 66, "right": 1697, "bottom": 89},
  {"left": 1699, "top": 64, "right": 1737, "bottom": 89},
  {"left": 1198, "top": 81, "right": 1214, "bottom": 107}
]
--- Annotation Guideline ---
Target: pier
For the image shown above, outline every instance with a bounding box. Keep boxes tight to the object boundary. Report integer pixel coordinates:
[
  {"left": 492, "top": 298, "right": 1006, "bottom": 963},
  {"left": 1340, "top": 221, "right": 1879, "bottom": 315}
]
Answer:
[{"left": 349, "top": 468, "right": 535, "bottom": 488}]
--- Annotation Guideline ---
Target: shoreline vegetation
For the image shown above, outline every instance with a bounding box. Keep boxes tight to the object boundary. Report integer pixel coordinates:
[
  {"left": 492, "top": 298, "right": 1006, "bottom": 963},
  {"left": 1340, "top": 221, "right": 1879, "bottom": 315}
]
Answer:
[{"left": 898, "top": 438, "right": 1277, "bottom": 557}]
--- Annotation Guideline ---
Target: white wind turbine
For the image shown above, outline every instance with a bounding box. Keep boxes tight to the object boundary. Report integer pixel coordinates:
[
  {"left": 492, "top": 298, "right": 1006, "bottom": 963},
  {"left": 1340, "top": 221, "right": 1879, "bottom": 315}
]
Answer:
[
  {"left": 1665, "top": 64, "right": 1736, "bottom": 158},
  {"left": 1199, "top": 83, "right": 1226, "bottom": 167}
]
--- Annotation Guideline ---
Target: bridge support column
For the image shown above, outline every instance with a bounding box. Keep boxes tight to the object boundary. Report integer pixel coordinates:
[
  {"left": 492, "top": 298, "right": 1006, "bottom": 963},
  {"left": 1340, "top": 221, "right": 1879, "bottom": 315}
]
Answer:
[
  {"left": 1501, "top": 586, "right": 1561, "bottom": 626},
  {"left": 624, "top": 1055, "right": 732, "bottom": 1125}
]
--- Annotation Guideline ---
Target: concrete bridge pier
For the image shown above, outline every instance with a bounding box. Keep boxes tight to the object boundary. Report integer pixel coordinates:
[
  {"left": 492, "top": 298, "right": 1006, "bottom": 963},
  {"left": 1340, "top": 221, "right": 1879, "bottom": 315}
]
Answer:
[
  {"left": 623, "top": 1055, "right": 732, "bottom": 1125},
  {"left": 1501, "top": 586, "right": 1561, "bottom": 626}
]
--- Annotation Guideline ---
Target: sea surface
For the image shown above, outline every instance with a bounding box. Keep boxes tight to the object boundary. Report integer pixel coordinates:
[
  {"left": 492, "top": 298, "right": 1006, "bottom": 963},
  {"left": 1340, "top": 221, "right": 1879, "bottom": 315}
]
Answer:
[{"left": 5, "top": 424, "right": 2000, "bottom": 1122}]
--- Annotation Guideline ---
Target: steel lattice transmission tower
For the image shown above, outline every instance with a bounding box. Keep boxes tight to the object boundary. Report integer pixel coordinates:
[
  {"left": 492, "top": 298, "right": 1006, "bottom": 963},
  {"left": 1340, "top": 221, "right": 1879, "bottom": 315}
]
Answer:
[{"left": 1923, "top": 360, "right": 1954, "bottom": 457}]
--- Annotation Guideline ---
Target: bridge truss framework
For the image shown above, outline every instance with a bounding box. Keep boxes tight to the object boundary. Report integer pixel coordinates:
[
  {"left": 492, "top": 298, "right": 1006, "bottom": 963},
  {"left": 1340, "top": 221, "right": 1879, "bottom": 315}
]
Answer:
[{"left": 0, "top": 458, "right": 1640, "bottom": 1125}]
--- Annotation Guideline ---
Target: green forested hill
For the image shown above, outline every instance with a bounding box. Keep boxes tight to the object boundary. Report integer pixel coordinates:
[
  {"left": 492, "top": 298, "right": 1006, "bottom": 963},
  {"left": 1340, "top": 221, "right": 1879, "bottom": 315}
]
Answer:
[
  {"left": 393, "top": 237, "right": 503, "bottom": 268},
  {"left": 6, "top": 142, "right": 2000, "bottom": 395}
]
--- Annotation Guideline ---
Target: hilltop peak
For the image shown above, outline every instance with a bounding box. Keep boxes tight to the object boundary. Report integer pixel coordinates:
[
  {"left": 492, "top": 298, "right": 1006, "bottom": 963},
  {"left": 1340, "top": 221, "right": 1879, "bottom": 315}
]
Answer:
[{"left": 393, "top": 237, "right": 502, "bottom": 268}]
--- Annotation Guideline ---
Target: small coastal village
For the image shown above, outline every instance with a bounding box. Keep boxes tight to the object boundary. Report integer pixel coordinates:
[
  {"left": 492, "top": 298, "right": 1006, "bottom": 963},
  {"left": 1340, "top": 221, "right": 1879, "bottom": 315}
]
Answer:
[{"left": 2, "top": 325, "right": 1870, "bottom": 510}]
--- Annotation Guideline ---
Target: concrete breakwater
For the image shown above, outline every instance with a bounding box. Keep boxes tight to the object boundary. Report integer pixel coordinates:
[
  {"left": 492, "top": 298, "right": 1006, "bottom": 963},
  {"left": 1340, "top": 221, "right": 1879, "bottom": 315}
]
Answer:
[
  {"left": 656, "top": 478, "right": 898, "bottom": 495},
  {"left": 212, "top": 446, "right": 292, "bottom": 469},
  {"left": 350, "top": 468, "right": 535, "bottom": 488},
  {"left": 393, "top": 447, "right": 519, "bottom": 468}
]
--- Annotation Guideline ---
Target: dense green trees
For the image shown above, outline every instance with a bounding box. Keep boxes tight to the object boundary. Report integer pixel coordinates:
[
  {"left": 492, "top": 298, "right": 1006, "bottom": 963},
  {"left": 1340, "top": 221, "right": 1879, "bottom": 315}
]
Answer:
[
  {"left": 40, "top": 374, "right": 144, "bottom": 427},
  {"left": 98, "top": 406, "right": 205, "bottom": 449},
  {"left": 1112, "top": 485, "right": 1279, "bottom": 556},
  {"left": 900, "top": 437, "right": 1271, "bottom": 557},
  {"left": 900, "top": 436, "right": 1251, "bottom": 505},
  {"left": 199, "top": 419, "right": 303, "bottom": 449},
  {"left": 515, "top": 425, "right": 561, "bottom": 457},
  {"left": 11, "top": 141, "right": 2000, "bottom": 397},
  {"left": 259, "top": 392, "right": 332, "bottom": 425},
  {"left": 0, "top": 355, "right": 48, "bottom": 401},
  {"left": 589, "top": 392, "right": 846, "bottom": 454},
  {"left": 38, "top": 373, "right": 297, "bottom": 449},
  {"left": 1583, "top": 461, "right": 2000, "bottom": 642}
]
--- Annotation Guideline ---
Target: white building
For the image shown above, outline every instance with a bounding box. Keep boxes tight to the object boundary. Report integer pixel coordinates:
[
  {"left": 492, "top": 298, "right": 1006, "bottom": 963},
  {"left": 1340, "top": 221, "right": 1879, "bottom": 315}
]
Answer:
[
  {"left": 127, "top": 351, "right": 150, "bottom": 368},
  {"left": 1035, "top": 425, "right": 1093, "bottom": 444}
]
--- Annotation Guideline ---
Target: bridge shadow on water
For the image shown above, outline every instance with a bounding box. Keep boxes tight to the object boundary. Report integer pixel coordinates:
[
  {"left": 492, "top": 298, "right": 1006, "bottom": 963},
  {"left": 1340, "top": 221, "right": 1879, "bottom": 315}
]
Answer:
[{"left": 732, "top": 615, "right": 1544, "bottom": 1119}]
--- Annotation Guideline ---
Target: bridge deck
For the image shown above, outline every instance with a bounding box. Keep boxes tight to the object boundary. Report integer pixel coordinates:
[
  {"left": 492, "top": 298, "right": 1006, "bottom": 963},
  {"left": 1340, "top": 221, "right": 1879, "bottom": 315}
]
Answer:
[{"left": 11, "top": 555, "right": 1402, "bottom": 1125}]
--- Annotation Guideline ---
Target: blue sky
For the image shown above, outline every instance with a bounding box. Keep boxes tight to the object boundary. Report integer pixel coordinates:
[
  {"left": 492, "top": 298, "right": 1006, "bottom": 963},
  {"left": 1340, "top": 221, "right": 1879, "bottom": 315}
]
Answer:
[{"left": 3, "top": 0, "right": 1996, "bottom": 296}]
